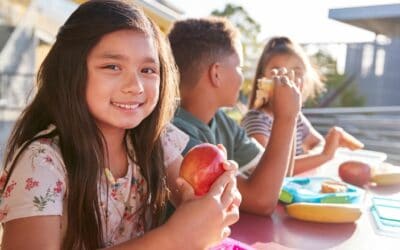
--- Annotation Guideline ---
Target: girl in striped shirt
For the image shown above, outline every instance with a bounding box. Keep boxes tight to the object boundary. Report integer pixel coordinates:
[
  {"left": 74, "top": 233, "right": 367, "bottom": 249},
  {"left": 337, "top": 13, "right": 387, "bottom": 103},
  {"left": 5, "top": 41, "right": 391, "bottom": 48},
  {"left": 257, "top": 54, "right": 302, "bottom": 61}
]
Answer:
[{"left": 242, "top": 37, "right": 360, "bottom": 175}]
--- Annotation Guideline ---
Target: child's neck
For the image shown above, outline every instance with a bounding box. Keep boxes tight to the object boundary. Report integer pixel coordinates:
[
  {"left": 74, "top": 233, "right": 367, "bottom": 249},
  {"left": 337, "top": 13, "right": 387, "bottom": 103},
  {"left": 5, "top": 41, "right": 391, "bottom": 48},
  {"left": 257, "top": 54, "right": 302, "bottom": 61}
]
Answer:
[
  {"left": 102, "top": 128, "right": 128, "bottom": 179},
  {"left": 180, "top": 80, "right": 220, "bottom": 124},
  {"left": 108, "top": 148, "right": 128, "bottom": 179},
  {"left": 181, "top": 98, "right": 217, "bottom": 125}
]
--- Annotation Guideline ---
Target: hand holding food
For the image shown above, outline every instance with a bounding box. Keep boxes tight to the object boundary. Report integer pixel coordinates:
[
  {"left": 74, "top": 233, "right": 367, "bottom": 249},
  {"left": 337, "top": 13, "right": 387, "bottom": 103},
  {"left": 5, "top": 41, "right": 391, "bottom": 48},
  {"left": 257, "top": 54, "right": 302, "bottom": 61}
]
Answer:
[
  {"left": 174, "top": 143, "right": 241, "bottom": 247},
  {"left": 270, "top": 68, "right": 301, "bottom": 120},
  {"left": 338, "top": 128, "right": 364, "bottom": 150},
  {"left": 170, "top": 169, "right": 241, "bottom": 248},
  {"left": 179, "top": 143, "right": 227, "bottom": 196},
  {"left": 323, "top": 127, "right": 364, "bottom": 160}
]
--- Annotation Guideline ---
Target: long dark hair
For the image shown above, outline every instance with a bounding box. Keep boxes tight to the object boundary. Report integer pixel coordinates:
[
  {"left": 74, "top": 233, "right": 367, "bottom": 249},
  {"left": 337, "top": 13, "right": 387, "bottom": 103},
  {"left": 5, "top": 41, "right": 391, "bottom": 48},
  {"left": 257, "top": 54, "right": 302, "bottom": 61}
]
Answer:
[
  {"left": 2, "top": 0, "right": 178, "bottom": 248},
  {"left": 248, "top": 36, "right": 324, "bottom": 109}
]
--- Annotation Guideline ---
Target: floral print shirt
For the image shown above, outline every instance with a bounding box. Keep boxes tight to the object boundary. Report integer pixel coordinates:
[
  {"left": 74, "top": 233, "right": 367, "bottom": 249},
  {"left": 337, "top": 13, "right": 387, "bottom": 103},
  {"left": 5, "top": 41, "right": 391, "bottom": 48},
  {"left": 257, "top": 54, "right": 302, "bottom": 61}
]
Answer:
[{"left": 0, "top": 123, "right": 188, "bottom": 246}]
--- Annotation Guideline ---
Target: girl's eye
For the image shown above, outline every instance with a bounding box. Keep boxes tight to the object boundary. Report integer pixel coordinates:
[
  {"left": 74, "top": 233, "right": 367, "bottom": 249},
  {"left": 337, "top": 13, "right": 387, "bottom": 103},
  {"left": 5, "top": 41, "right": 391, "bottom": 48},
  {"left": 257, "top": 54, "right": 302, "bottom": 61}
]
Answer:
[
  {"left": 103, "top": 65, "right": 120, "bottom": 71},
  {"left": 141, "top": 68, "right": 157, "bottom": 74}
]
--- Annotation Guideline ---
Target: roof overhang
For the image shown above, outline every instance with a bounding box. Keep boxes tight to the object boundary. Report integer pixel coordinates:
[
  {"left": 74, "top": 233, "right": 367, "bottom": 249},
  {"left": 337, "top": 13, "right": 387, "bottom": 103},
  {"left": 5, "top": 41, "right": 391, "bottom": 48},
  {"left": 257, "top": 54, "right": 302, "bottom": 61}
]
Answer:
[
  {"left": 329, "top": 4, "right": 400, "bottom": 37},
  {"left": 134, "top": 0, "right": 182, "bottom": 32}
]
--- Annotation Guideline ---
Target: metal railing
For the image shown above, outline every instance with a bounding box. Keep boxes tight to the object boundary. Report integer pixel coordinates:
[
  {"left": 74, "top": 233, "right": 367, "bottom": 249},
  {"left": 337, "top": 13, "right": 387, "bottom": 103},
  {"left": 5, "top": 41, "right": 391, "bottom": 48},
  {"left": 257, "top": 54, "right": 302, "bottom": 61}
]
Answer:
[{"left": 303, "top": 106, "right": 400, "bottom": 165}]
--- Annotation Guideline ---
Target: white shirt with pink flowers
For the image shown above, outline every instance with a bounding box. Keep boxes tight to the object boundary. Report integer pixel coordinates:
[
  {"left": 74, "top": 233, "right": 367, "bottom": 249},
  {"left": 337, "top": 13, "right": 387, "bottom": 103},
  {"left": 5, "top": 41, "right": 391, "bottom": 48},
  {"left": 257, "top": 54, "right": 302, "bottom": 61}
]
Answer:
[{"left": 0, "top": 123, "right": 188, "bottom": 246}]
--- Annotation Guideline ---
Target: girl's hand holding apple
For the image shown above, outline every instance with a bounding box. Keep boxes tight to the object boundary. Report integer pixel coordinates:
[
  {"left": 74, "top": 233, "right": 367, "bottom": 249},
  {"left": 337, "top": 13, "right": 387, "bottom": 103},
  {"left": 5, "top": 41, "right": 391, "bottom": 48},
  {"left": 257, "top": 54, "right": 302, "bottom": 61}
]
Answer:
[
  {"left": 167, "top": 143, "right": 241, "bottom": 248},
  {"left": 179, "top": 143, "right": 227, "bottom": 196}
]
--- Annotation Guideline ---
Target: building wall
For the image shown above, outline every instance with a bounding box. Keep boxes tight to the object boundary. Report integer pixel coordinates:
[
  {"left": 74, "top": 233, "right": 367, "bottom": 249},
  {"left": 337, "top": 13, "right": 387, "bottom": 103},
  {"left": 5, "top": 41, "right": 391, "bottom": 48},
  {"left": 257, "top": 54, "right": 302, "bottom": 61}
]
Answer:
[{"left": 345, "top": 37, "right": 400, "bottom": 106}]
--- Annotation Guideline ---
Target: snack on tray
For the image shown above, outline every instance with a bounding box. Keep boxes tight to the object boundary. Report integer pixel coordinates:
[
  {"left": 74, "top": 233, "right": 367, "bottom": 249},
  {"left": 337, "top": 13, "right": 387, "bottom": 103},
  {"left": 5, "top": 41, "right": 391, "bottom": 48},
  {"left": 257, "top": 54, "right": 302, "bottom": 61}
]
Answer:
[
  {"left": 254, "top": 77, "right": 273, "bottom": 108},
  {"left": 320, "top": 180, "right": 348, "bottom": 193},
  {"left": 279, "top": 177, "right": 364, "bottom": 204}
]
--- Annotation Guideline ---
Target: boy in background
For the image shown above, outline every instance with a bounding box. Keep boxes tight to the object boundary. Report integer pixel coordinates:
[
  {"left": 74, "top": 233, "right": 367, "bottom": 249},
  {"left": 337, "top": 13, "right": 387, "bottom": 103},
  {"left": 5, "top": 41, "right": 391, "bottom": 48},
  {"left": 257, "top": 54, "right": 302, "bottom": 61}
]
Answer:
[{"left": 168, "top": 17, "right": 301, "bottom": 215}]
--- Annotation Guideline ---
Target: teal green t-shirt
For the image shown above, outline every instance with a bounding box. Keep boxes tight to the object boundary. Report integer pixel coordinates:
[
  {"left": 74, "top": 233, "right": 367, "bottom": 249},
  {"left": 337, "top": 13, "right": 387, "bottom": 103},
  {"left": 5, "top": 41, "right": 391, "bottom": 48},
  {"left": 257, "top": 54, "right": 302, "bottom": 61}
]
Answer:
[{"left": 173, "top": 107, "right": 261, "bottom": 168}]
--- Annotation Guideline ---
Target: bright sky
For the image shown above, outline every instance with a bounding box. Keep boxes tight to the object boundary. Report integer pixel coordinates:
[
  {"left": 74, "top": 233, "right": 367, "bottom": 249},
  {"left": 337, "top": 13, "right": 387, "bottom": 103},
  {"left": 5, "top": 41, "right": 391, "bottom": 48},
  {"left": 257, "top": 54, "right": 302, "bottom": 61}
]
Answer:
[{"left": 169, "top": 0, "right": 399, "bottom": 44}]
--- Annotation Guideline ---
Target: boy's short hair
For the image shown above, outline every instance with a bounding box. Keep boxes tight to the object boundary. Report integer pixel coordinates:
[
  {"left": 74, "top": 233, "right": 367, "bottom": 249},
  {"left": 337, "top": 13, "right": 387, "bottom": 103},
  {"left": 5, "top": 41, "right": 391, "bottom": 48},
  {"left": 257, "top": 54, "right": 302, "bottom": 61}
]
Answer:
[{"left": 168, "top": 16, "right": 240, "bottom": 88}]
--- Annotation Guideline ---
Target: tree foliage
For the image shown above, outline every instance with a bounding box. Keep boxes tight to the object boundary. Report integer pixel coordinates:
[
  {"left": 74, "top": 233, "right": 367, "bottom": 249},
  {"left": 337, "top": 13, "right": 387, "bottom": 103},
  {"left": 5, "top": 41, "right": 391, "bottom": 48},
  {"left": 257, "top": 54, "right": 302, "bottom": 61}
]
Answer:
[
  {"left": 306, "top": 49, "right": 365, "bottom": 108},
  {"left": 211, "top": 4, "right": 260, "bottom": 47}
]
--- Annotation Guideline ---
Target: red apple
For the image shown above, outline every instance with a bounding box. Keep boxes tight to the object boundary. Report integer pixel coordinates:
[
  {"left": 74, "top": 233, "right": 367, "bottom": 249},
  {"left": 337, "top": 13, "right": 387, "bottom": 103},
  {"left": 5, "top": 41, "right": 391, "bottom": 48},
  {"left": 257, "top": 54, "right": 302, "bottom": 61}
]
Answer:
[
  {"left": 179, "top": 143, "right": 226, "bottom": 196},
  {"left": 339, "top": 161, "right": 371, "bottom": 187}
]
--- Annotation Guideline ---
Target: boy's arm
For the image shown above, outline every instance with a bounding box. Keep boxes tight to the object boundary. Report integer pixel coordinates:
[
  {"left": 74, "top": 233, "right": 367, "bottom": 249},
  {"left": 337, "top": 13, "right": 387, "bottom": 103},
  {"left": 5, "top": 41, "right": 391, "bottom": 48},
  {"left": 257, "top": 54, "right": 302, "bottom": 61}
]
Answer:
[
  {"left": 235, "top": 70, "right": 301, "bottom": 216},
  {"left": 237, "top": 116, "right": 296, "bottom": 215},
  {"left": 251, "top": 133, "right": 269, "bottom": 148},
  {"left": 294, "top": 153, "right": 330, "bottom": 175},
  {"left": 293, "top": 153, "right": 331, "bottom": 175}
]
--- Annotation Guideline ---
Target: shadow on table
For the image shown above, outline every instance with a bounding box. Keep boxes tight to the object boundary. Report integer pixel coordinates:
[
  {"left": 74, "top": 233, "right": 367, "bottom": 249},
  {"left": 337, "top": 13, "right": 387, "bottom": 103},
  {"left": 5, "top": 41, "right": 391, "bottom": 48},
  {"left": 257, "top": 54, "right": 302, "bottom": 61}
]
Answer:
[
  {"left": 279, "top": 210, "right": 357, "bottom": 250},
  {"left": 231, "top": 209, "right": 357, "bottom": 249},
  {"left": 230, "top": 212, "right": 274, "bottom": 244}
]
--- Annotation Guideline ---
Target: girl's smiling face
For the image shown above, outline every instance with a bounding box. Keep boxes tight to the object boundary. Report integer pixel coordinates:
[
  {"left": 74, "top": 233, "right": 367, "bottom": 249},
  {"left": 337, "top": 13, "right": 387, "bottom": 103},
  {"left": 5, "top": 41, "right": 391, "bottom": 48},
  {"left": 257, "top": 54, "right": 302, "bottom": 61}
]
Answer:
[{"left": 86, "top": 29, "right": 160, "bottom": 134}]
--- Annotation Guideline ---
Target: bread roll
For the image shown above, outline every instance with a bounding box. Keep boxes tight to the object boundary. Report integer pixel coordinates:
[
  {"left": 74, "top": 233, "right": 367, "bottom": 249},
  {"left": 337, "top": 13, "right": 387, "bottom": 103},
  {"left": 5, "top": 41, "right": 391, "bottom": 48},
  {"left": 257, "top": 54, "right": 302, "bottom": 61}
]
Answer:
[{"left": 320, "top": 180, "right": 348, "bottom": 193}]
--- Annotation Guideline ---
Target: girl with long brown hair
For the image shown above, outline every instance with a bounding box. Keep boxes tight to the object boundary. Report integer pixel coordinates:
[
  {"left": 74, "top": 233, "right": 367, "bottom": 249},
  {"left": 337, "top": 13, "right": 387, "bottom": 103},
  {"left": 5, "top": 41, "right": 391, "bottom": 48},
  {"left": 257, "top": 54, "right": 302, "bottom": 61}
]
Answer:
[
  {"left": 0, "top": 1, "right": 240, "bottom": 249},
  {"left": 242, "top": 36, "right": 363, "bottom": 175}
]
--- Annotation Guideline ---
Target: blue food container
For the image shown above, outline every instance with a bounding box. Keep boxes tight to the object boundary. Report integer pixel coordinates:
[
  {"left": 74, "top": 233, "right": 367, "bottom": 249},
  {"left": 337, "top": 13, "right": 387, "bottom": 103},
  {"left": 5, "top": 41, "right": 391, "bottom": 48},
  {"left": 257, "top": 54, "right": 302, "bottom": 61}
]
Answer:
[{"left": 279, "top": 177, "right": 364, "bottom": 204}]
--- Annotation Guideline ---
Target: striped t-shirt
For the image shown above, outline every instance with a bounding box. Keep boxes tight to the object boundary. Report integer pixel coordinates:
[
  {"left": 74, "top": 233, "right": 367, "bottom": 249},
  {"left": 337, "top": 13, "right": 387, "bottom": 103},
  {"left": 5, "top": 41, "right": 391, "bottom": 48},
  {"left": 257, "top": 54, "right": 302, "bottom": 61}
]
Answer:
[{"left": 241, "top": 110, "right": 312, "bottom": 156}]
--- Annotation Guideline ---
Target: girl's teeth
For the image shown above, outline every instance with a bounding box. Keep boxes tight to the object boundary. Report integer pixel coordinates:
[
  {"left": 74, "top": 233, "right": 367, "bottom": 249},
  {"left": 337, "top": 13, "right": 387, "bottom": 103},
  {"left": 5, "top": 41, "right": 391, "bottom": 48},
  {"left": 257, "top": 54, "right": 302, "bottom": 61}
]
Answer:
[{"left": 113, "top": 102, "right": 139, "bottom": 110}]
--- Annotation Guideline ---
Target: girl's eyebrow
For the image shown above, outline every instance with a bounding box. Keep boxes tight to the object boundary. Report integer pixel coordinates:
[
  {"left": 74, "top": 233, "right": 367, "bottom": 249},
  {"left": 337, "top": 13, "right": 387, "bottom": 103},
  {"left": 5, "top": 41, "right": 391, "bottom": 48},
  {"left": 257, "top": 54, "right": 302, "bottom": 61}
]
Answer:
[
  {"left": 97, "top": 53, "right": 159, "bottom": 64},
  {"left": 97, "top": 53, "right": 128, "bottom": 60},
  {"left": 142, "top": 57, "right": 159, "bottom": 64}
]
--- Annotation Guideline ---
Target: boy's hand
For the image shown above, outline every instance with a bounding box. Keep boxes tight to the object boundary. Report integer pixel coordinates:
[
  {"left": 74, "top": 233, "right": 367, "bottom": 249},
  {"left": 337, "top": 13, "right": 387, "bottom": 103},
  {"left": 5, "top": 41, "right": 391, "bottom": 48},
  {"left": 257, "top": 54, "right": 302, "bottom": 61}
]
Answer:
[{"left": 270, "top": 67, "right": 301, "bottom": 120}]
